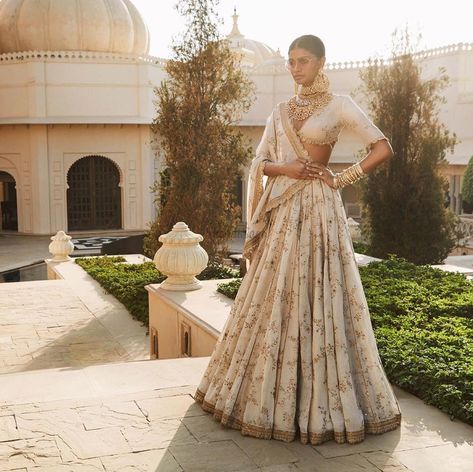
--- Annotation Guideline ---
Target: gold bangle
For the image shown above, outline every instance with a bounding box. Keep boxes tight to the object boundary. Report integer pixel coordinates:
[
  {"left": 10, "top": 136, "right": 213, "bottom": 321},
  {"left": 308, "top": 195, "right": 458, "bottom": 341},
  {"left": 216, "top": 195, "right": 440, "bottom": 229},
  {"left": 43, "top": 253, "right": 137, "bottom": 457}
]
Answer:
[{"left": 334, "top": 163, "right": 365, "bottom": 189}]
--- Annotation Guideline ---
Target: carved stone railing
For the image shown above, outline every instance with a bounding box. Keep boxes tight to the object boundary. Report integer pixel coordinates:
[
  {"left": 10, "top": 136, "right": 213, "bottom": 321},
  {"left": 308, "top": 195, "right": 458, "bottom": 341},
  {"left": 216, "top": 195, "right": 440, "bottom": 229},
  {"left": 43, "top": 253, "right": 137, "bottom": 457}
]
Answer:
[
  {"left": 250, "top": 42, "right": 473, "bottom": 75},
  {"left": 0, "top": 50, "right": 167, "bottom": 66},
  {"left": 2, "top": 41, "right": 472, "bottom": 71}
]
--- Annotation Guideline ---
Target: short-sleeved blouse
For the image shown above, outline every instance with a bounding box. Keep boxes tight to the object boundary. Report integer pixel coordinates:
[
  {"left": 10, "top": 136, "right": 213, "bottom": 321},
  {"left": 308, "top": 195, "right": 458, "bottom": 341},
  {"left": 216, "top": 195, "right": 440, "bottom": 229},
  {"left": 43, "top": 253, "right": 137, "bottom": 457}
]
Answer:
[{"left": 296, "top": 94, "right": 386, "bottom": 148}]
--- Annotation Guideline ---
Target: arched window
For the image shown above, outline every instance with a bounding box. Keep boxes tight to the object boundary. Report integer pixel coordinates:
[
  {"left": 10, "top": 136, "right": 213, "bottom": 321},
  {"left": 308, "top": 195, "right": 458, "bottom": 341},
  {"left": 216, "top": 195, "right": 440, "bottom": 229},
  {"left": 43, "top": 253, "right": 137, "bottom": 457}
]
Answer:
[{"left": 0, "top": 171, "right": 17, "bottom": 231}]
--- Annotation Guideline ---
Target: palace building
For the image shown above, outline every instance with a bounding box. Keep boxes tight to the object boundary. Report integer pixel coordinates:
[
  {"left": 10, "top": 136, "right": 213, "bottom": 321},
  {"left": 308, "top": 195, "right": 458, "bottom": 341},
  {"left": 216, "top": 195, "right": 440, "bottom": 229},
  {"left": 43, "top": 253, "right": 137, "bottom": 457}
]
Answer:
[{"left": 0, "top": 0, "right": 471, "bottom": 234}]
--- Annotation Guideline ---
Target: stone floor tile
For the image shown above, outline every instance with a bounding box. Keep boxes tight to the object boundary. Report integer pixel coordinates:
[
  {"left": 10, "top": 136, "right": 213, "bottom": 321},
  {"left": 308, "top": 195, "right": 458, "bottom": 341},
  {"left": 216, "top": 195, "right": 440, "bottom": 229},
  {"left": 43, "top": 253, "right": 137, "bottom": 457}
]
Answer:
[
  {"left": 136, "top": 394, "right": 205, "bottom": 421},
  {"left": 170, "top": 440, "right": 256, "bottom": 471},
  {"left": 16, "top": 409, "right": 132, "bottom": 460},
  {"left": 232, "top": 436, "right": 298, "bottom": 468},
  {"left": 0, "top": 437, "right": 61, "bottom": 470},
  {"left": 284, "top": 441, "right": 383, "bottom": 472},
  {"left": 0, "top": 405, "right": 15, "bottom": 417},
  {"left": 260, "top": 465, "right": 299, "bottom": 472},
  {"left": 181, "top": 414, "right": 243, "bottom": 443},
  {"left": 60, "top": 427, "right": 132, "bottom": 460},
  {"left": 16, "top": 409, "right": 83, "bottom": 440},
  {"left": 77, "top": 401, "right": 148, "bottom": 431},
  {"left": 0, "top": 278, "right": 147, "bottom": 375},
  {"left": 0, "top": 415, "right": 20, "bottom": 441},
  {"left": 120, "top": 418, "right": 196, "bottom": 452},
  {"left": 124, "top": 385, "right": 198, "bottom": 402},
  {"left": 362, "top": 451, "right": 413, "bottom": 471},
  {"left": 100, "top": 449, "right": 183, "bottom": 472},
  {"left": 327, "top": 453, "right": 383, "bottom": 471},
  {"left": 55, "top": 435, "right": 79, "bottom": 463},
  {"left": 393, "top": 442, "right": 473, "bottom": 472},
  {"left": 26, "top": 460, "right": 105, "bottom": 471}
]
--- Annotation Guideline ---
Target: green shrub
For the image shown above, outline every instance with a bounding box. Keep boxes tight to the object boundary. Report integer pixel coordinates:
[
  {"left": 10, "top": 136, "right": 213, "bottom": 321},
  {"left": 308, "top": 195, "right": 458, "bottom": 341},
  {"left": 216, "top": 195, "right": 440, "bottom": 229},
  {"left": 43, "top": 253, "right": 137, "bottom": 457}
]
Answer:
[
  {"left": 217, "top": 278, "right": 242, "bottom": 299},
  {"left": 76, "top": 257, "right": 164, "bottom": 327},
  {"left": 75, "top": 256, "right": 239, "bottom": 327},
  {"left": 352, "top": 241, "right": 369, "bottom": 255},
  {"left": 217, "top": 256, "right": 473, "bottom": 425}
]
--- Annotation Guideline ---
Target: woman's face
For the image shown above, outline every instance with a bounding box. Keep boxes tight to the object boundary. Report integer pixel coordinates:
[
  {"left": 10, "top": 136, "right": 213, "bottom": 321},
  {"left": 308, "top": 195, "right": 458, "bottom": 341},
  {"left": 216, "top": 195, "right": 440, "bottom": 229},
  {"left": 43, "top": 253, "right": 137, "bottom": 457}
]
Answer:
[{"left": 287, "top": 47, "right": 325, "bottom": 86}]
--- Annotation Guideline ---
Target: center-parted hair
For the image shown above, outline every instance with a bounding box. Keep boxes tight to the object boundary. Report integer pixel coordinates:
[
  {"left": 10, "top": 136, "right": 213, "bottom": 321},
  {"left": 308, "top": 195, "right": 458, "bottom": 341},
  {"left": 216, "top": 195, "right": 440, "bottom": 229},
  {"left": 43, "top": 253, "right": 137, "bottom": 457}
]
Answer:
[{"left": 288, "top": 35, "right": 325, "bottom": 58}]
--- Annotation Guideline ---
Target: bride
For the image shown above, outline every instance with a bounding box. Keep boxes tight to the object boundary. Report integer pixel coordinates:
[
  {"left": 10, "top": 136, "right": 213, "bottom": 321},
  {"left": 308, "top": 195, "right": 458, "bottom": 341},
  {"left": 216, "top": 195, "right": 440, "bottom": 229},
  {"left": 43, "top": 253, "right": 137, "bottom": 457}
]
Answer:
[{"left": 195, "top": 34, "right": 402, "bottom": 445}]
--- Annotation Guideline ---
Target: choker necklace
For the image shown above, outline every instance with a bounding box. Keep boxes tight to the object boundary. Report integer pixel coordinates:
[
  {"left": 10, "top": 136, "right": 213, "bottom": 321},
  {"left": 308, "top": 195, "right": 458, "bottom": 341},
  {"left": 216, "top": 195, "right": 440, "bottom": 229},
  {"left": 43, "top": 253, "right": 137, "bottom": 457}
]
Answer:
[{"left": 287, "top": 71, "right": 333, "bottom": 121}]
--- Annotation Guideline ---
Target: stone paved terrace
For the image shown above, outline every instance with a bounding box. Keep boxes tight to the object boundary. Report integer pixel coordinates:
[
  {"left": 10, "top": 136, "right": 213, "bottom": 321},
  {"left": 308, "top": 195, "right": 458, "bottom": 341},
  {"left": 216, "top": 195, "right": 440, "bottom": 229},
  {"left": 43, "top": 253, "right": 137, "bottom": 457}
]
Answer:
[
  {"left": 1, "top": 357, "right": 473, "bottom": 472},
  {"left": 0, "top": 262, "right": 149, "bottom": 374},
  {"left": 1, "top": 236, "right": 473, "bottom": 470}
]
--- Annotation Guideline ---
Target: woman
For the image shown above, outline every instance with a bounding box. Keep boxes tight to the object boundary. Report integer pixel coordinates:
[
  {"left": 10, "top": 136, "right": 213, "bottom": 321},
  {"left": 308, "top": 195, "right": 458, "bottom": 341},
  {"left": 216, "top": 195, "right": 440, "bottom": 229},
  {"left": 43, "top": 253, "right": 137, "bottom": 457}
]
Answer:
[{"left": 195, "top": 35, "right": 401, "bottom": 445}]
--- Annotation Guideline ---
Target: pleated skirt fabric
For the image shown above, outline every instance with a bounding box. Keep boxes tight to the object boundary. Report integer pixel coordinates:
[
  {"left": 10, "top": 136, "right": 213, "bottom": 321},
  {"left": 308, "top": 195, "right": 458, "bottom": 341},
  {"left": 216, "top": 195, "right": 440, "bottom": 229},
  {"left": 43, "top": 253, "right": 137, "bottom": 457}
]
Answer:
[{"left": 195, "top": 180, "right": 401, "bottom": 445}]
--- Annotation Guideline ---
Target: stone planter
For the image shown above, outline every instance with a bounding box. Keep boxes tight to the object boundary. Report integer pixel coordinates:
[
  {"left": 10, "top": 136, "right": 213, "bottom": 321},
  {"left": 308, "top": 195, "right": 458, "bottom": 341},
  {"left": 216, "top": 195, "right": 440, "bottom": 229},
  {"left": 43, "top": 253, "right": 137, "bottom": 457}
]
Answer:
[
  {"left": 153, "top": 222, "right": 208, "bottom": 291},
  {"left": 48, "top": 230, "right": 74, "bottom": 262}
]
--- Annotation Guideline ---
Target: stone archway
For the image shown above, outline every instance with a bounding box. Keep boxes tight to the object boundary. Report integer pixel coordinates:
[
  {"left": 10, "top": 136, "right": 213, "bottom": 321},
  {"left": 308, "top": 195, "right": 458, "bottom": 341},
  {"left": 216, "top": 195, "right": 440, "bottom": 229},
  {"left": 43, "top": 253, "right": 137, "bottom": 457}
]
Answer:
[
  {"left": 0, "top": 171, "right": 18, "bottom": 231},
  {"left": 67, "top": 155, "right": 122, "bottom": 231}
]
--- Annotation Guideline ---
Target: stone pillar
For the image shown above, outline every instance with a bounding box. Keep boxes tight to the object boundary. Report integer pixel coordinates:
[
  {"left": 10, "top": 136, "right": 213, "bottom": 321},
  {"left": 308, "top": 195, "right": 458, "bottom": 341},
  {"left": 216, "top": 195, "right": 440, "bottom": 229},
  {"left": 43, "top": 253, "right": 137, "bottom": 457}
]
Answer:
[{"left": 29, "top": 125, "right": 51, "bottom": 233}]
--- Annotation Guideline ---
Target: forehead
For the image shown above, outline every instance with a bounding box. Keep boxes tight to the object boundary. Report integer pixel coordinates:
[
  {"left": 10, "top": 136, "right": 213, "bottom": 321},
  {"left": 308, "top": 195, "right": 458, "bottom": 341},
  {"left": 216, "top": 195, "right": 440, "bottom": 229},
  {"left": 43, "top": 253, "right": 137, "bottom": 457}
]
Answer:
[{"left": 288, "top": 47, "right": 316, "bottom": 59}]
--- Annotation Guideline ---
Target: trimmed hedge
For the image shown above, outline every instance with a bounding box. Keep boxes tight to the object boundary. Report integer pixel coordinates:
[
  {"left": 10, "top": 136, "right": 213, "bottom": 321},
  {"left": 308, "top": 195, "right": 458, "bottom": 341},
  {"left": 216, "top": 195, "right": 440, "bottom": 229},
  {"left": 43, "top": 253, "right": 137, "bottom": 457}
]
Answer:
[
  {"left": 75, "top": 257, "right": 239, "bottom": 327},
  {"left": 217, "top": 257, "right": 473, "bottom": 425}
]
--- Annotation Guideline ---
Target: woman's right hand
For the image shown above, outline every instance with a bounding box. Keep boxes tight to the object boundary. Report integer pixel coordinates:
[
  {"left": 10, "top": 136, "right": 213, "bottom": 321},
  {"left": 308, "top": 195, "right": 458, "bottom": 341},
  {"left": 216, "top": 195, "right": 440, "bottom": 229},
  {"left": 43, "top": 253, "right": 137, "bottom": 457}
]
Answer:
[{"left": 282, "top": 158, "right": 317, "bottom": 180}]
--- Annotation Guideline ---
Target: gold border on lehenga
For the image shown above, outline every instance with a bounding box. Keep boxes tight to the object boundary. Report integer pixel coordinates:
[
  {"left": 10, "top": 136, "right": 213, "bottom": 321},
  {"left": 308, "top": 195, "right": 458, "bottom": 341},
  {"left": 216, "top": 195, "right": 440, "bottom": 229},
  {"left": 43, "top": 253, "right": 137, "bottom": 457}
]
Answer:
[{"left": 194, "top": 389, "right": 402, "bottom": 446}]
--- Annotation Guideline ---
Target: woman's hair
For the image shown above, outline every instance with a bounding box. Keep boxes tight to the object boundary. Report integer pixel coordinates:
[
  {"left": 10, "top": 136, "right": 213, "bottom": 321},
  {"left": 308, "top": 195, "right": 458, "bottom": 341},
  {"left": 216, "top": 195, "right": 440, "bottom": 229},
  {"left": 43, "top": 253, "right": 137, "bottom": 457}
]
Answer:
[{"left": 288, "top": 35, "right": 325, "bottom": 58}]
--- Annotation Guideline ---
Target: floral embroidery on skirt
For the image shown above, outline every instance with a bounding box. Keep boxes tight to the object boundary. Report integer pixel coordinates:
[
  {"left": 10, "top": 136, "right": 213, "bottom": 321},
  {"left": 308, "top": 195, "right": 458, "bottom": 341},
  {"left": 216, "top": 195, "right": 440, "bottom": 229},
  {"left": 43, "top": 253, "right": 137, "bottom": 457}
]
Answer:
[{"left": 195, "top": 179, "right": 401, "bottom": 445}]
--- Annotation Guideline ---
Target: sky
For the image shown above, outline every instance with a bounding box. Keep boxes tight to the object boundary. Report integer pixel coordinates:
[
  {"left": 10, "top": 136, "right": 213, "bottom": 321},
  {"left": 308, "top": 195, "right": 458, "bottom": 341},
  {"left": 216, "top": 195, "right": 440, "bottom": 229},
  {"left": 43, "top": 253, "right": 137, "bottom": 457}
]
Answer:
[{"left": 132, "top": 0, "right": 472, "bottom": 63}]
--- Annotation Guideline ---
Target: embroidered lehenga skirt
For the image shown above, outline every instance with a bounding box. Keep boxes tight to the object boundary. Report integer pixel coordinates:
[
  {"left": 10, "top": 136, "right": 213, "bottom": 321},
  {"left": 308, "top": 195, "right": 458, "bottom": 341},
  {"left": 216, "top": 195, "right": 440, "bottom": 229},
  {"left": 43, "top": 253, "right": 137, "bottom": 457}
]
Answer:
[{"left": 195, "top": 176, "right": 401, "bottom": 445}]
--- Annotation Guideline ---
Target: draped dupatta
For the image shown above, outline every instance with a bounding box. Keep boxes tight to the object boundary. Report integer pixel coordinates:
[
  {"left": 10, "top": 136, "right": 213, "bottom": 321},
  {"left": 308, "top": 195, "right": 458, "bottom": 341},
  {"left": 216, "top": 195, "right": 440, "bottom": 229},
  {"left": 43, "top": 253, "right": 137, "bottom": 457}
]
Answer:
[{"left": 243, "top": 103, "right": 313, "bottom": 261}]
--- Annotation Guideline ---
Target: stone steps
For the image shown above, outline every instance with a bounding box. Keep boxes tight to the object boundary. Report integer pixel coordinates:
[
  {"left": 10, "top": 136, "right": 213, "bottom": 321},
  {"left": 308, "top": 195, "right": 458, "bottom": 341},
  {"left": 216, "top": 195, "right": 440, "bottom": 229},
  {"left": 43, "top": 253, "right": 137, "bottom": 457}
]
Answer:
[{"left": 0, "top": 356, "right": 209, "bottom": 407}]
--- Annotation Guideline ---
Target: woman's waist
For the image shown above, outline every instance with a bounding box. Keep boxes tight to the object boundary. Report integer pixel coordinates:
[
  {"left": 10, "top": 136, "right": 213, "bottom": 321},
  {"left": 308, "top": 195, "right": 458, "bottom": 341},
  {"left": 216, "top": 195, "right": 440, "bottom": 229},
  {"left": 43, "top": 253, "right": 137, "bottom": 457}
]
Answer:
[{"left": 300, "top": 145, "right": 332, "bottom": 167}]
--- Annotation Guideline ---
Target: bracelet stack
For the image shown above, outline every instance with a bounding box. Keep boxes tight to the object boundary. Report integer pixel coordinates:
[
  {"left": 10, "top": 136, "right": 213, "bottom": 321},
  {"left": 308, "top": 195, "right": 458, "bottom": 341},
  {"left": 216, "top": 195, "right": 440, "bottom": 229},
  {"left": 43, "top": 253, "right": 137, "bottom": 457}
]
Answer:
[{"left": 333, "top": 162, "right": 365, "bottom": 189}]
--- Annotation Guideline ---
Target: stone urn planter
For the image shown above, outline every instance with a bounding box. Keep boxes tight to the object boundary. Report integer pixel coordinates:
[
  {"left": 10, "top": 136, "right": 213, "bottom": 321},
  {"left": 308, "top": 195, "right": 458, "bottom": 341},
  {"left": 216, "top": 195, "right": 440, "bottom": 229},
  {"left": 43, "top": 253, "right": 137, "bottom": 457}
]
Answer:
[
  {"left": 153, "top": 222, "right": 208, "bottom": 291},
  {"left": 48, "top": 230, "right": 74, "bottom": 261}
]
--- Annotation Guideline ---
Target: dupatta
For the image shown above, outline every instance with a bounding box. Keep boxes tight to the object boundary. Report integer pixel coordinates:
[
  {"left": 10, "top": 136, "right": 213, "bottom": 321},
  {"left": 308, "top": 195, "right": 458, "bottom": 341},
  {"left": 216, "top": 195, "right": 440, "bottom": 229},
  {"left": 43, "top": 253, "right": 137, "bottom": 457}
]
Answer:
[{"left": 243, "top": 103, "right": 312, "bottom": 261}]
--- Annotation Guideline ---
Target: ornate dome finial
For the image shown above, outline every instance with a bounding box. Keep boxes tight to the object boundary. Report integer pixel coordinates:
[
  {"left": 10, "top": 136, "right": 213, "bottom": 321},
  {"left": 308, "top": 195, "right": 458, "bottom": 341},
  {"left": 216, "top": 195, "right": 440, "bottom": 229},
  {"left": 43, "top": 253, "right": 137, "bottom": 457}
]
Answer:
[{"left": 230, "top": 7, "right": 243, "bottom": 38}]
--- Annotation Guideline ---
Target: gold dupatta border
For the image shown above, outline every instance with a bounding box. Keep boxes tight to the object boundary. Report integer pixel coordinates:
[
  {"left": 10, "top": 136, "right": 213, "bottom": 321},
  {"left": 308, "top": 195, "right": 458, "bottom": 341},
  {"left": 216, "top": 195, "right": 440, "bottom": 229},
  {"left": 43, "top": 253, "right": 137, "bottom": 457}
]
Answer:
[
  {"left": 243, "top": 103, "right": 313, "bottom": 260},
  {"left": 263, "top": 103, "right": 312, "bottom": 213},
  {"left": 248, "top": 160, "right": 267, "bottom": 221}
]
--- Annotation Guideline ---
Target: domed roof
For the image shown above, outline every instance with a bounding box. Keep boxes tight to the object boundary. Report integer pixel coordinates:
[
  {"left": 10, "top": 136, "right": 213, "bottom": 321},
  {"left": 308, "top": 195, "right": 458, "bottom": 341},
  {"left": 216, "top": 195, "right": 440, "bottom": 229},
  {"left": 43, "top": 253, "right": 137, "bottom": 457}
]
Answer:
[
  {"left": 227, "top": 9, "right": 282, "bottom": 66},
  {"left": 0, "top": 0, "right": 150, "bottom": 55}
]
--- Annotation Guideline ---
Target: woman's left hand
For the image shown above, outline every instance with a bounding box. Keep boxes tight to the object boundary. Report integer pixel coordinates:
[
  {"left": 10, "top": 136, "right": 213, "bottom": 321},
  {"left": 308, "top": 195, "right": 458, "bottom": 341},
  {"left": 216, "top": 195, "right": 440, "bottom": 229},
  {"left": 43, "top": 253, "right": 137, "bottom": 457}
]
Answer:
[{"left": 304, "top": 162, "right": 337, "bottom": 188}]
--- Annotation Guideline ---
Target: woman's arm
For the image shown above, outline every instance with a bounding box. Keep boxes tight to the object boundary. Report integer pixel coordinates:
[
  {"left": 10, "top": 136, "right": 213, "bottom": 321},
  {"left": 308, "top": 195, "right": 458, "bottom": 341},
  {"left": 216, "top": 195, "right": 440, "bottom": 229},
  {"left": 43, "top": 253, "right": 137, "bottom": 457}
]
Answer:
[
  {"left": 358, "top": 139, "right": 394, "bottom": 173},
  {"left": 308, "top": 139, "right": 394, "bottom": 188},
  {"left": 309, "top": 95, "right": 395, "bottom": 187},
  {"left": 264, "top": 158, "right": 324, "bottom": 180}
]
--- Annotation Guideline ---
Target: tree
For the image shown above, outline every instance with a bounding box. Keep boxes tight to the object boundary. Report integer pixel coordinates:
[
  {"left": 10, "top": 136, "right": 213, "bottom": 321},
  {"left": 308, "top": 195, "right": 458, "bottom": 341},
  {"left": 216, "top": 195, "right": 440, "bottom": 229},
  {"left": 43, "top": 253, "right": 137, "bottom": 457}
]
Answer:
[
  {"left": 358, "top": 31, "right": 457, "bottom": 264},
  {"left": 144, "top": 0, "right": 254, "bottom": 259},
  {"left": 461, "top": 156, "right": 473, "bottom": 212}
]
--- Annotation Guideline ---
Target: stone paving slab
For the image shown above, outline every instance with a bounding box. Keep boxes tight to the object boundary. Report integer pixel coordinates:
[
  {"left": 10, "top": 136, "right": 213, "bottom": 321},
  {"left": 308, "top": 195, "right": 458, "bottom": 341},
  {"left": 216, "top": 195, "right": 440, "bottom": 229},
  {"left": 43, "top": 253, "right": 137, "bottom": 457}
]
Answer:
[
  {"left": 0, "top": 358, "right": 472, "bottom": 472},
  {"left": 0, "top": 280, "right": 147, "bottom": 374}
]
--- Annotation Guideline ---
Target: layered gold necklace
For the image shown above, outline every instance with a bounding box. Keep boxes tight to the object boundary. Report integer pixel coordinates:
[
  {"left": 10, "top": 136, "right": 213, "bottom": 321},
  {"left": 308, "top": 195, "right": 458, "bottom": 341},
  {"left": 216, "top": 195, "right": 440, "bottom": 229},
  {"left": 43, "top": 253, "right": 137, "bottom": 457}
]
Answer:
[{"left": 287, "top": 71, "right": 333, "bottom": 121}]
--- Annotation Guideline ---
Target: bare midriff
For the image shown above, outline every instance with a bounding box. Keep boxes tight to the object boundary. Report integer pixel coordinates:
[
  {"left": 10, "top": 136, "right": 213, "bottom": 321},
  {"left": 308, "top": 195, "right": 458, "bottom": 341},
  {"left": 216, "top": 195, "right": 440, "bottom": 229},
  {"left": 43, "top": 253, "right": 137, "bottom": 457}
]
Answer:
[
  {"left": 302, "top": 142, "right": 334, "bottom": 167},
  {"left": 293, "top": 117, "right": 335, "bottom": 166}
]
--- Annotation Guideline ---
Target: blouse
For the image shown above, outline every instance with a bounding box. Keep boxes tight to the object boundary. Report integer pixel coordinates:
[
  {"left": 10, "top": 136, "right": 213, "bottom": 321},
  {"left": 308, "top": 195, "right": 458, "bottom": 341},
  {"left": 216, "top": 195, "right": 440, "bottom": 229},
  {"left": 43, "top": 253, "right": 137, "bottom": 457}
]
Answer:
[{"left": 296, "top": 94, "right": 386, "bottom": 148}]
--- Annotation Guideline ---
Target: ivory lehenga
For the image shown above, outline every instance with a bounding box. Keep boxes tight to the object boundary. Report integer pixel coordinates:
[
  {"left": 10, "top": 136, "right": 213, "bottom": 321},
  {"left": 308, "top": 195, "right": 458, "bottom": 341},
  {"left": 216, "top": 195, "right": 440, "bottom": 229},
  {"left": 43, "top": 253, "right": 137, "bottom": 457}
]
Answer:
[{"left": 195, "top": 94, "right": 402, "bottom": 445}]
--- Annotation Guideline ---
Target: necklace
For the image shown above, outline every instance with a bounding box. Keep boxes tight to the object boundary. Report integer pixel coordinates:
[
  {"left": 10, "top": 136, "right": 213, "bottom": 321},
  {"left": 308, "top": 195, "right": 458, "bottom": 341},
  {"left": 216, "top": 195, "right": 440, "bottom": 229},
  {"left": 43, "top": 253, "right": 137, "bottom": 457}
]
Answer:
[
  {"left": 287, "top": 93, "right": 333, "bottom": 121},
  {"left": 287, "top": 71, "right": 333, "bottom": 121}
]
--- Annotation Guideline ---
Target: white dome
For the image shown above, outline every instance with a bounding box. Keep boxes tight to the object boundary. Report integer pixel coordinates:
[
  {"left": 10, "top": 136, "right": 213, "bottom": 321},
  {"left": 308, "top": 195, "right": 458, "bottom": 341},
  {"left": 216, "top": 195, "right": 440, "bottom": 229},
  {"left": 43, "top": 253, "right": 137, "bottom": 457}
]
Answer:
[
  {"left": 227, "top": 10, "right": 281, "bottom": 66},
  {"left": 0, "top": 0, "right": 150, "bottom": 55}
]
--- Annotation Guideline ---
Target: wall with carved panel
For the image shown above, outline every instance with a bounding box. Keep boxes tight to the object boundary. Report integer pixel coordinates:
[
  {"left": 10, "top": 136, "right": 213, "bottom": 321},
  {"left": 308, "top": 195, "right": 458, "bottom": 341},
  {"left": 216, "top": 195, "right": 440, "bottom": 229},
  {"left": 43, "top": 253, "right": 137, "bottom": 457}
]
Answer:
[{"left": 0, "top": 43, "right": 472, "bottom": 234}]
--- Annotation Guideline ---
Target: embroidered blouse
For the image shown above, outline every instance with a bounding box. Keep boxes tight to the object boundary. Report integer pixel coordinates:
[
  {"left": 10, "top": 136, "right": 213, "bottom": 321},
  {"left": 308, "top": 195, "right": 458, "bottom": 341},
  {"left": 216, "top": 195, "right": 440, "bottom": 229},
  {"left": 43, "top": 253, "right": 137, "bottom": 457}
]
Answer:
[
  {"left": 243, "top": 96, "right": 387, "bottom": 260},
  {"left": 296, "top": 94, "right": 386, "bottom": 148}
]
